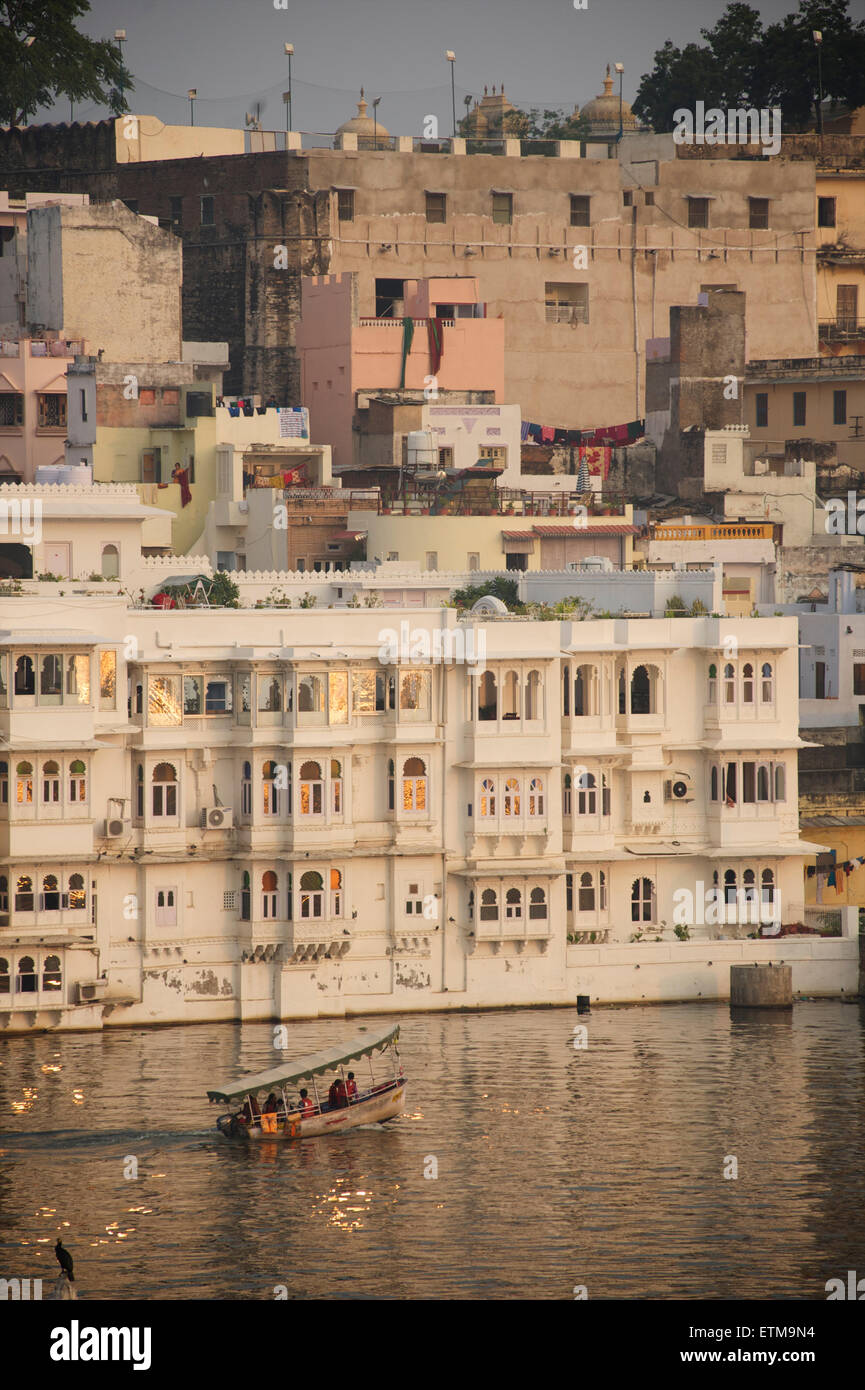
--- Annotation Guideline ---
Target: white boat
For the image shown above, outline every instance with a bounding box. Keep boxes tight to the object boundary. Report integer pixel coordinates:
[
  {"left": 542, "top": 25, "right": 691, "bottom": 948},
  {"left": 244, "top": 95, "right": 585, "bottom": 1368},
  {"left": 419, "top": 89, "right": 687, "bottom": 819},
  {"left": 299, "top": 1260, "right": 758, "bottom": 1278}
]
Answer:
[{"left": 206, "top": 1023, "right": 406, "bottom": 1141}]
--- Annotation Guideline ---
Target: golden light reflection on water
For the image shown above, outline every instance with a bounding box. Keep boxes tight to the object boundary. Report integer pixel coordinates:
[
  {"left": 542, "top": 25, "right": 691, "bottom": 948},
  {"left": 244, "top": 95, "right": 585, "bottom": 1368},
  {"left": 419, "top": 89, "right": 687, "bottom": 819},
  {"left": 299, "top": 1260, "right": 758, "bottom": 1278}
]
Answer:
[
  {"left": 12, "top": 1087, "right": 38, "bottom": 1113},
  {"left": 71, "top": 1089, "right": 85, "bottom": 1105},
  {"left": 41, "top": 1064, "right": 62, "bottom": 1075},
  {"left": 310, "top": 1176, "right": 396, "bottom": 1233}
]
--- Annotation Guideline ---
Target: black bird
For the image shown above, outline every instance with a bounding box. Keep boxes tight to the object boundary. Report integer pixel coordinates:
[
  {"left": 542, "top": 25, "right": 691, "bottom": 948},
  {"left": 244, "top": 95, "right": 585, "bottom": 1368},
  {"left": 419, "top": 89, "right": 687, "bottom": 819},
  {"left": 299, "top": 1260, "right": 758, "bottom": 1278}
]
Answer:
[{"left": 55, "top": 1240, "right": 74, "bottom": 1282}]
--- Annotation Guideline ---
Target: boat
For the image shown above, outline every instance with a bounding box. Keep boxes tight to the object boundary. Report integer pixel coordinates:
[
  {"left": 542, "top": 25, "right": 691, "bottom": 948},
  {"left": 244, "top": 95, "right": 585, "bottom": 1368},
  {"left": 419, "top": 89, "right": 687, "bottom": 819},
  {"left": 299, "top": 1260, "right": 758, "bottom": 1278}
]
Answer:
[{"left": 206, "top": 1023, "right": 406, "bottom": 1140}]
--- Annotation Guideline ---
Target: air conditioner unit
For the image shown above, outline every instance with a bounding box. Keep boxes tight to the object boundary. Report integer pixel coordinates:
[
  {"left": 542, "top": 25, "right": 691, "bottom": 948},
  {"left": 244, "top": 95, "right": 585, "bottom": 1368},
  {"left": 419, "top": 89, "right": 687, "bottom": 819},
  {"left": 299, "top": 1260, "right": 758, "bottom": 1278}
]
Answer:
[
  {"left": 104, "top": 817, "right": 130, "bottom": 838},
  {"left": 664, "top": 774, "right": 694, "bottom": 803},
  {"left": 201, "top": 806, "right": 234, "bottom": 830}
]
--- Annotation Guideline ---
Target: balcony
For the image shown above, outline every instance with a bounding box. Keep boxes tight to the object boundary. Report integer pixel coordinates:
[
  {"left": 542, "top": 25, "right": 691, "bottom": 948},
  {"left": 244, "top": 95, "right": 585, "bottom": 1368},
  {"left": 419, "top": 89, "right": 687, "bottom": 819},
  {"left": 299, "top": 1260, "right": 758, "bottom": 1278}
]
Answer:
[
  {"left": 651, "top": 522, "right": 773, "bottom": 542},
  {"left": 818, "top": 318, "right": 865, "bottom": 344}
]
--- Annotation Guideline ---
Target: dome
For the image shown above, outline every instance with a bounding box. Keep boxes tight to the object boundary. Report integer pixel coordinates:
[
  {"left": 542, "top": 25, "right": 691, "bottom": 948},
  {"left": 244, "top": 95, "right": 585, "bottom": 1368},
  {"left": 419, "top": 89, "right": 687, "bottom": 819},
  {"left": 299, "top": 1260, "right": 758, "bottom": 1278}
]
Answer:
[
  {"left": 581, "top": 64, "right": 636, "bottom": 136},
  {"left": 335, "top": 88, "right": 391, "bottom": 149}
]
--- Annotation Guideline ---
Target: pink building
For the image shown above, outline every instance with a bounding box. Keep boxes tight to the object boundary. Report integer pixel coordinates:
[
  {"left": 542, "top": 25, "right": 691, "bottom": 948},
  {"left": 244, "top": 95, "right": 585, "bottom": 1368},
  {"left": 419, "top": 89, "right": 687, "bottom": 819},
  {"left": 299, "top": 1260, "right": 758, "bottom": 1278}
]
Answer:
[
  {"left": 297, "top": 273, "right": 504, "bottom": 471},
  {"left": 0, "top": 336, "right": 84, "bottom": 481}
]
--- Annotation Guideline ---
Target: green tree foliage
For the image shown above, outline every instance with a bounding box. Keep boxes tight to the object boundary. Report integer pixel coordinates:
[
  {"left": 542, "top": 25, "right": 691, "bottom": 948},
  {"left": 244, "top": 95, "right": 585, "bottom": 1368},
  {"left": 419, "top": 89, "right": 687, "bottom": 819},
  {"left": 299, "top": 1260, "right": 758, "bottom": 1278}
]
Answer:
[
  {"left": 458, "top": 105, "right": 591, "bottom": 144},
  {"left": 0, "top": 0, "right": 133, "bottom": 125},
  {"left": 633, "top": 0, "right": 865, "bottom": 134},
  {"left": 450, "top": 577, "right": 520, "bottom": 610},
  {"left": 206, "top": 572, "right": 240, "bottom": 608}
]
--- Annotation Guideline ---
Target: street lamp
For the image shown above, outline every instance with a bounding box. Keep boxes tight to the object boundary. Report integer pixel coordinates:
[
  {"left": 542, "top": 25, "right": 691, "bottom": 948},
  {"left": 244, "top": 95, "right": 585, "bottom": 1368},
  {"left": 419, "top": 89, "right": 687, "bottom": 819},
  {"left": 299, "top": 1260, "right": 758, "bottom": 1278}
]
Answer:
[
  {"left": 115, "top": 29, "right": 127, "bottom": 103},
  {"left": 446, "top": 50, "right": 456, "bottom": 138},
  {"left": 372, "top": 96, "right": 381, "bottom": 150},
  {"left": 813, "top": 31, "right": 824, "bottom": 147},
  {"left": 284, "top": 43, "right": 293, "bottom": 131},
  {"left": 614, "top": 62, "right": 625, "bottom": 142},
  {"left": 188, "top": 89, "right": 197, "bottom": 127}
]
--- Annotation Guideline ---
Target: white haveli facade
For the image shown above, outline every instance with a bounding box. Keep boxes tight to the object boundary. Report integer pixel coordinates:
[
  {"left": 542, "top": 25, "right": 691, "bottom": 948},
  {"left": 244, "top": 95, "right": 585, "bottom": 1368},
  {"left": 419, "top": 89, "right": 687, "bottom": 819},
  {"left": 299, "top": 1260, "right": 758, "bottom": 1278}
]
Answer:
[{"left": 0, "top": 602, "right": 851, "bottom": 1033}]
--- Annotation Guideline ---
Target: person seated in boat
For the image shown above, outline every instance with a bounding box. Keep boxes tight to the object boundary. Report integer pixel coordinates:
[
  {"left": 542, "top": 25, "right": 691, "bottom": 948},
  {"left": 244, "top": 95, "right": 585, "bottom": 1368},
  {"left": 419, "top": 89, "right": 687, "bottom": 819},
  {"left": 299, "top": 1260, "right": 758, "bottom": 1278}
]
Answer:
[
  {"left": 328, "top": 1077, "right": 347, "bottom": 1110},
  {"left": 346, "top": 1072, "right": 358, "bottom": 1102},
  {"left": 298, "top": 1088, "right": 315, "bottom": 1116},
  {"left": 263, "top": 1092, "right": 279, "bottom": 1115},
  {"left": 239, "top": 1095, "right": 260, "bottom": 1125}
]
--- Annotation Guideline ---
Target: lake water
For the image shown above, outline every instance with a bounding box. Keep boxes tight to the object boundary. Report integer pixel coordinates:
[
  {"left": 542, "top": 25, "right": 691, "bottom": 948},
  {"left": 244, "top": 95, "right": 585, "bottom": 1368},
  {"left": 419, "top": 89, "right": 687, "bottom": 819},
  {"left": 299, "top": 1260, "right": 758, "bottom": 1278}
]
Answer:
[{"left": 1, "top": 1002, "right": 864, "bottom": 1300}]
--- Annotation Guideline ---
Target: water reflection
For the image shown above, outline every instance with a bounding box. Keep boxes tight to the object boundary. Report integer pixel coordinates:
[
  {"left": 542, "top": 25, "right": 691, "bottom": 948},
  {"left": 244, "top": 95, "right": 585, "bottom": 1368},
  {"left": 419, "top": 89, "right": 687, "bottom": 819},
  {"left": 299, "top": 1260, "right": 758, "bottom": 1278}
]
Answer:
[{"left": 0, "top": 1004, "right": 863, "bottom": 1299}]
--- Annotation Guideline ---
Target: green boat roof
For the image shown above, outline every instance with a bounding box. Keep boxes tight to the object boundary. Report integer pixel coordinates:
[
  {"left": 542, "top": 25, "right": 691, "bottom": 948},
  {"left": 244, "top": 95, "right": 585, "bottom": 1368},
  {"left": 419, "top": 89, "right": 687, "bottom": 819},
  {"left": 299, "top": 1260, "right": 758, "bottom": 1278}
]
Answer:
[{"left": 205, "top": 1023, "right": 400, "bottom": 1103}]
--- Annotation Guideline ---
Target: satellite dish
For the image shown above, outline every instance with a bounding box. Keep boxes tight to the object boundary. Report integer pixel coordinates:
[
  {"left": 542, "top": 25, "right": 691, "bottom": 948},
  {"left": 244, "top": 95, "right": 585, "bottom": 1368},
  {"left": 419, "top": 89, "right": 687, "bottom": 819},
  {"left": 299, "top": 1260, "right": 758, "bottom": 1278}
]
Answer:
[{"left": 470, "top": 595, "right": 508, "bottom": 615}]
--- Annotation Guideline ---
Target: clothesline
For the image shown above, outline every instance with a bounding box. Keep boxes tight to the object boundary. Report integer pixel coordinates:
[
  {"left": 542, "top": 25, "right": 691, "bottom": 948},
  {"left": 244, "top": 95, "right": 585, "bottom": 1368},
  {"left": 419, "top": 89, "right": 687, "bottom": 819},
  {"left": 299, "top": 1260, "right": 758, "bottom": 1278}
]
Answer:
[
  {"left": 521, "top": 417, "right": 645, "bottom": 449},
  {"left": 807, "top": 855, "right": 865, "bottom": 893}
]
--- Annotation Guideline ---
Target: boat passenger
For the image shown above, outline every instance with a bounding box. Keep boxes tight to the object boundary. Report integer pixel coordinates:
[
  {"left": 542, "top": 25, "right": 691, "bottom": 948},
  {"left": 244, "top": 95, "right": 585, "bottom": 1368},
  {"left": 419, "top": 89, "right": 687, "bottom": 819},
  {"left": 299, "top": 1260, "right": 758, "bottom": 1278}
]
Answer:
[
  {"left": 240, "top": 1095, "right": 260, "bottom": 1125},
  {"left": 299, "top": 1088, "right": 315, "bottom": 1116},
  {"left": 346, "top": 1072, "right": 358, "bottom": 1102},
  {"left": 328, "top": 1078, "right": 348, "bottom": 1110},
  {"left": 263, "top": 1092, "right": 279, "bottom": 1115}
]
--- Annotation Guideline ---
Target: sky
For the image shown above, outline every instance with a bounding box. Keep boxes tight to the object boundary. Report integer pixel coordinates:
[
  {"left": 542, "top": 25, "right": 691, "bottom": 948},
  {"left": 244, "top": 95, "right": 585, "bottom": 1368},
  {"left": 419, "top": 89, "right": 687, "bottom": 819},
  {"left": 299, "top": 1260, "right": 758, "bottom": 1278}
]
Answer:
[{"left": 45, "top": 0, "right": 799, "bottom": 131}]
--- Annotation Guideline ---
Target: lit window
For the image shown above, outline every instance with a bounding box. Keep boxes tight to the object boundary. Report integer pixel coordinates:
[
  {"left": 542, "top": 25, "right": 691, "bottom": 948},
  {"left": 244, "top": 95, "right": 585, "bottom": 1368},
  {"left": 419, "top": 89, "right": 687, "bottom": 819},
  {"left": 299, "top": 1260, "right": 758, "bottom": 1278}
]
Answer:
[{"left": 402, "top": 757, "right": 427, "bottom": 812}]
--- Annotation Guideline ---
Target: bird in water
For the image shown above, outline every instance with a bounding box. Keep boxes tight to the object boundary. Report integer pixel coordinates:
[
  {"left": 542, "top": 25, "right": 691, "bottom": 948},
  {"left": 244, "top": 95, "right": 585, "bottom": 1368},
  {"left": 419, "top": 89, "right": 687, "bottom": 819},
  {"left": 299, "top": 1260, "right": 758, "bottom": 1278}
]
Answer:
[{"left": 55, "top": 1240, "right": 74, "bottom": 1282}]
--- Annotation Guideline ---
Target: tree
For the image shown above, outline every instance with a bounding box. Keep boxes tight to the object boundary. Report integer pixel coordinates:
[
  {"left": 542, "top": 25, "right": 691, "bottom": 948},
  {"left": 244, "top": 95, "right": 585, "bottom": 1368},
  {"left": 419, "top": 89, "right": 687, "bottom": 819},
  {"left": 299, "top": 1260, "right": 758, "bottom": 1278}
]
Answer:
[
  {"left": 458, "top": 104, "right": 591, "bottom": 145},
  {"left": 633, "top": 0, "right": 865, "bottom": 133},
  {"left": 0, "top": 1, "right": 133, "bottom": 126}
]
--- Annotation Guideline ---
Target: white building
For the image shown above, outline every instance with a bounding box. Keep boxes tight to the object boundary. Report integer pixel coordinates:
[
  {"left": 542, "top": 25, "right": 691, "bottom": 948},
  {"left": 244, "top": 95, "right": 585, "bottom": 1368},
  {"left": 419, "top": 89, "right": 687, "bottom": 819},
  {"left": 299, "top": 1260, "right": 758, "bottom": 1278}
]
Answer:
[{"left": 1, "top": 596, "right": 845, "bottom": 1035}]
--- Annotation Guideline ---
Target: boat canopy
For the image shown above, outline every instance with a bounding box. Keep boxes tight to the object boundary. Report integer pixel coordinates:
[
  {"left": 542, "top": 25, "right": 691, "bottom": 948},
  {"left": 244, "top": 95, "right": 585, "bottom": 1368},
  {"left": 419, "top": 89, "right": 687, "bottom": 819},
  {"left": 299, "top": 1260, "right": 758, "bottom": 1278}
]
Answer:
[{"left": 205, "top": 1024, "right": 400, "bottom": 1103}]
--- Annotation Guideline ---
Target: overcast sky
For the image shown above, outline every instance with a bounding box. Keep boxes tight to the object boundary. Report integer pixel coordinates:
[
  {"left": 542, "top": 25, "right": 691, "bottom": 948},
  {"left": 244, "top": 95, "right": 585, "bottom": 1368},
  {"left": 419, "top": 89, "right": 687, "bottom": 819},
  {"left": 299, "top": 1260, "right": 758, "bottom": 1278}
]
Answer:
[{"left": 49, "top": 0, "right": 798, "bottom": 132}]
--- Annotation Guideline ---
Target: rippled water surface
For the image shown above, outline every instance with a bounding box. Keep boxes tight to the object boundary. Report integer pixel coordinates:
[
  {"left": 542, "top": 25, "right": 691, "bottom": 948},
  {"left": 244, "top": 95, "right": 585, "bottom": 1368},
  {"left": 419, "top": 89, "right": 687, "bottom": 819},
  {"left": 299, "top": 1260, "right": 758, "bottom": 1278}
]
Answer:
[{"left": 1, "top": 1003, "right": 864, "bottom": 1300}]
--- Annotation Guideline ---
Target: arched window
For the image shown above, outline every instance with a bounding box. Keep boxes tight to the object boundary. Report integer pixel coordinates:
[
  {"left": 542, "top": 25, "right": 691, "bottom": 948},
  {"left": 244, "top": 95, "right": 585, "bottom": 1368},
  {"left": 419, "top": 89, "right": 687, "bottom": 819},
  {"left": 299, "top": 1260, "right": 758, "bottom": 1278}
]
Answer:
[
  {"left": 505, "top": 887, "right": 522, "bottom": 919},
  {"left": 562, "top": 773, "right": 572, "bottom": 817},
  {"left": 299, "top": 760, "right": 323, "bottom": 816},
  {"left": 262, "top": 760, "right": 280, "bottom": 816},
  {"left": 578, "top": 871, "right": 594, "bottom": 912},
  {"left": 10, "top": 887, "right": 28, "bottom": 939},
  {"left": 152, "top": 763, "right": 177, "bottom": 817},
  {"left": 258, "top": 674, "right": 282, "bottom": 713},
  {"left": 525, "top": 670, "right": 542, "bottom": 721},
  {"left": 298, "top": 673, "right": 324, "bottom": 714},
  {"left": 742, "top": 662, "right": 754, "bottom": 704},
  {"left": 40, "top": 653, "right": 62, "bottom": 701},
  {"left": 14, "top": 655, "right": 35, "bottom": 696},
  {"left": 774, "top": 764, "right": 786, "bottom": 802},
  {"left": 479, "top": 888, "right": 498, "bottom": 921},
  {"left": 710, "top": 765, "right": 719, "bottom": 802},
  {"left": 300, "top": 870, "right": 324, "bottom": 919},
  {"left": 742, "top": 868, "right": 757, "bottom": 922},
  {"left": 529, "top": 886, "right": 547, "bottom": 919},
  {"left": 617, "top": 666, "right": 626, "bottom": 714},
  {"left": 574, "top": 665, "right": 597, "bottom": 717},
  {"left": 0, "top": 957, "right": 9, "bottom": 994},
  {"left": 599, "top": 870, "right": 607, "bottom": 910},
  {"left": 16, "top": 955, "right": 36, "bottom": 993},
  {"left": 101, "top": 543, "right": 119, "bottom": 579},
  {"left": 631, "top": 877, "right": 654, "bottom": 923},
  {"left": 241, "top": 761, "right": 252, "bottom": 816},
  {"left": 68, "top": 758, "right": 86, "bottom": 803},
  {"left": 68, "top": 873, "right": 86, "bottom": 910},
  {"left": 723, "top": 663, "right": 735, "bottom": 704},
  {"left": 630, "top": 665, "right": 654, "bottom": 715},
  {"left": 0, "top": 761, "right": 7, "bottom": 804},
  {"left": 577, "top": 771, "right": 597, "bottom": 816},
  {"left": 756, "top": 764, "right": 770, "bottom": 802},
  {"left": 478, "top": 670, "right": 497, "bottom": 721},
  {"left": 562, "top": 664, "right": 570, "bottom": 716},
  {"left": 43, "top": 954, "right": 62, "bottom": 991},
  {"left": 402, "top": 757, "right": 427, "bottom": 812},
  {"left": 724, "top": 869, "right": 738, "bottom": 906},
  {"left": 42, "top": 759, "right": 60, "bottom": 804},
  {"left": 135, "top": 764, "right": 144, "bottom": 818},
  {"left": 480, "top": 778, "right": 496, "bottom": 818},
  {"left": 387, "top": 759, "right": 395, "bottom": 812},
  {"left": 16, "top": 761, "right": 33, "bottom": 805},
  {"left": 502, "top": 670, "right": 519, "bottom": 720},
  {"left": 330, "top": 868, "right": 342, "bottom": 917},
  {"left": 262, "top": 870, "right": 279, "bottom": 919},
  {"left": 528, "top": 777, "right": 544, "bottom": 817},
  {"left": 503, "top": 777, "right": 520, "bottom": 817},
  {"left": 42, "top": 873, "right": 60, "bottom": 911},
  {"left": 761, "top": 663, "right": 774, "bottom": 703},
  {"left": 707, "top": 663, "right": 717, "bottom": 703},
  {"left": 761, "top": 868, "right": 776, "bottom": 909},
  {"left": 331, "top": 759, "right": 343, "bottom": 815}
]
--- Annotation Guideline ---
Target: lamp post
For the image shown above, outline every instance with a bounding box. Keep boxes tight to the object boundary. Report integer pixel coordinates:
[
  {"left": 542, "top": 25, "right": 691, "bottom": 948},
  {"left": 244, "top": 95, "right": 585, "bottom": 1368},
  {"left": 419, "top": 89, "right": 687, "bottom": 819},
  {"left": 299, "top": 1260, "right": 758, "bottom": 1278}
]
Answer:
[
  {"left": 372, "top": 96, "right": 381, "bottom": 150},
  {"left": 614, "top": 62, "right": 625, "bottom": 142},
  {"left": 284, "top": 43, "right": 293, "bottom": 131},
  {"left": 114, "top": 29, "right": 127, "bottom": 104},
  {"left": 446, "top": 50, "right": 456, "bottom": 138},
  {"left": 813, "top": 30, "right": 824, "bottom": 153},
  {"left": 188, "top": 89, "right": 197, "bottom": 127}
]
